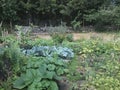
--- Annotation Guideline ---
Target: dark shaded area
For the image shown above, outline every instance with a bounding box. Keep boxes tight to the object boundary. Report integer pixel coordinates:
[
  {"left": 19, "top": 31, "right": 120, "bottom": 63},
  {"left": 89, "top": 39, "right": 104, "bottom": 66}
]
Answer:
[{"left": 0, "top": 0, "right": 119, "bottom": 31}]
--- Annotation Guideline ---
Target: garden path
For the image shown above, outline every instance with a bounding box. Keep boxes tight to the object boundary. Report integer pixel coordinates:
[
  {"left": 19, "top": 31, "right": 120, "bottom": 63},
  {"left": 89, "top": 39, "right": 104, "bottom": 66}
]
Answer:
[{"left": 34, "top": 32, "right": 115, "bottom": 41}]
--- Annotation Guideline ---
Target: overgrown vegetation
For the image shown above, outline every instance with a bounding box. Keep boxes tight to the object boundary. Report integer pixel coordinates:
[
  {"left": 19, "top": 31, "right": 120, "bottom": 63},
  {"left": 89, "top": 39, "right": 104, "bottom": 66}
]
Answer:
[
  {"left": 0, "top": 28, "right": 120, "bottom": 89},
  {"left": 65, "top": 38, "right": 120, "bottom": 89}
]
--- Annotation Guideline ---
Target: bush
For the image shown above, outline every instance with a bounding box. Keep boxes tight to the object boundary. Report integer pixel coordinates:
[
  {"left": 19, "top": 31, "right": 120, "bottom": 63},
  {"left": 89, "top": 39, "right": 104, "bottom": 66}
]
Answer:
[
  {"left": 85, "top": 6, "right": 120, "bottom": 31},
  {"left": 0, "top": 42, "right": 24, "bottom": 83}
]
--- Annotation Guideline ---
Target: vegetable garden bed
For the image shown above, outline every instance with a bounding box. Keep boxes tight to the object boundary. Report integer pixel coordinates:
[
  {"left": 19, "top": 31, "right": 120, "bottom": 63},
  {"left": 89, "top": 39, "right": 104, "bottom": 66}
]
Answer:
[{"left": 0, "top": 32, "right": 120, "bottom": 90}]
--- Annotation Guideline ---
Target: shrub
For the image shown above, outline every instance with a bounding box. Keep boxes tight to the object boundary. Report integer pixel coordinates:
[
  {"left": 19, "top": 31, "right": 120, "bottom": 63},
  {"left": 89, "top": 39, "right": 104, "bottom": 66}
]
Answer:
[
  {"left": 0, "top": 42, "right": 24, "bottom": 83},
  {"left": 85, "top": 6, "right": 120, "bottom": 31}
]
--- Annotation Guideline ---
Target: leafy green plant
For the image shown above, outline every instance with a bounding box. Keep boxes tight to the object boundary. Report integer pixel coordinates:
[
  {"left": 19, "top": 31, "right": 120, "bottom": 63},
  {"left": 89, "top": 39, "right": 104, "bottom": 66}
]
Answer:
[
  {"left": 71, "top": 20, "right": 81, "bottom": 31},
  {"left": 15, "top": 25, "right": 33, "bottom": 46},
  {"left": 0, "top": 77, "right": 14, "bottom": 90},
  {"left": 22, "top": 46, "right": 74, "bottom": 59},
  {"left": 48, "top": 23, "right": 68, "bottom": 44},
  {"left": 0, "top": 42, "right": 26, "bottom": 90},
  {"left": 91, "top": 75, "right": 120, "bottom": 90},
  {"left": 64, "top": 37, "right": 120, "bottom": 89},
  {"left": 13, "top": 56, "right": 69, "bottom": 90},
  {"left": 32, "top": 38, "right": 54, "bottom": 46},
  {"left": 67, "top": 55, "right": 82, "bottom": 82},
  {"left": 0, "top": 42, "right": 23, "bottom": 79},
  {"left": 3, "top": 35, "right": 17, "bottom": 44},
  {"left": 66, "top": 34, "right": 73, "bottom": 42}
]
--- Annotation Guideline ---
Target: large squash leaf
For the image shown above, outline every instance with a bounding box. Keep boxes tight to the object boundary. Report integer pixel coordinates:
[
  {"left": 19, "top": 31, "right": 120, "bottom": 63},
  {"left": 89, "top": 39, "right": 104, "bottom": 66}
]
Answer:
[
  {"left": 13, "top": 74, "right": 33, "bottom": 89},
  {"left": 48, "top": 81, "right": 58, "bottom": 90}
]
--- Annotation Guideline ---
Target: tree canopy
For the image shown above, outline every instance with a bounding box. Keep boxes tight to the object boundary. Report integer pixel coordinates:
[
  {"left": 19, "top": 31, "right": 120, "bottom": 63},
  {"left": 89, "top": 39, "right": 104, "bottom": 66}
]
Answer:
[{"left": 0, "top": 0, "right": 120, "bottom": 30}]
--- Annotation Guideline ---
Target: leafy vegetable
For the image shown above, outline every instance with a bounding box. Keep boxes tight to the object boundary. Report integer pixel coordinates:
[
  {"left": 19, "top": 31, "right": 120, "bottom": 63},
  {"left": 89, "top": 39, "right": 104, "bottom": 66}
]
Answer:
[
  {"left": 22, "top": 46, "right": 74, "bottom": 59},
  {"left": 13, "top": 57, "right": 68, "bottom": 90}
]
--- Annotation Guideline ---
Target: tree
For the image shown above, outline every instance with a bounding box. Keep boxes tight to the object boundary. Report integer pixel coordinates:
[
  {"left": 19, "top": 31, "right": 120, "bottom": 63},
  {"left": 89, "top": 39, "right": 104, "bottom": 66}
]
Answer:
[{"left": 0, "top": 0, "right": 18, "bottom": 22}]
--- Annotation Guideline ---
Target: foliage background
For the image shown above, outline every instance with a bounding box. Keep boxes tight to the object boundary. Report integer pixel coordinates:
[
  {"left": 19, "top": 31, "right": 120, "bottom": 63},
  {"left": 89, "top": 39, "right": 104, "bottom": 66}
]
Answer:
[{"left": 0, "top": 0, "right": 120, "bottom": 31}]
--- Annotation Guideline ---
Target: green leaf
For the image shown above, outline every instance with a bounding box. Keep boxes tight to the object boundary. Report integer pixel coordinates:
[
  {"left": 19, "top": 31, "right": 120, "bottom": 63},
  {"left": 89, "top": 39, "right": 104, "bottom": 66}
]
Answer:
[
  {"left": 47, "top": 64, "right": 56, "bottom": 71},
  {"left": 41, "top": 80, "right": 50, "bottom": 87},
  {"left": 57, "top": 68, "right": 64, "bottom": 75},
  {"left": 13, "top": 70, "right": 34, "bottom": 89},
  {"left": 13, "top": 74, "right": 33, "bottom": 89},
  {"left": 55, "top": 60, "right": 64, "bottom": 66},
  {"left": 48, "top": 81, "right": 58, "bottom": 90},
  {"left": 53, "top": 74, "right": 62, "bottom": 80},
  {"left": 44, "top": 71, "right": 55, "bottom": 79},
  {"left": 13, "top": 76, "right": 26, "bottom": 89},
  {"left": 28, "top": 82, "right": 42, "bottom": 90},
  {"left": 39, "top": 64, "right": 47, "bottom": 73},
  {"left": 64, "top": 69, "right": 69, "bottom": 73}
]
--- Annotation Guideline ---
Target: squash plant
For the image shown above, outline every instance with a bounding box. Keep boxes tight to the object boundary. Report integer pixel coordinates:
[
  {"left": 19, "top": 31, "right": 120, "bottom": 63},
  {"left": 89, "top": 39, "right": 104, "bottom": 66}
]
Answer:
[{"left": 13, "top": 56, "right": 69, "bottom": 90}]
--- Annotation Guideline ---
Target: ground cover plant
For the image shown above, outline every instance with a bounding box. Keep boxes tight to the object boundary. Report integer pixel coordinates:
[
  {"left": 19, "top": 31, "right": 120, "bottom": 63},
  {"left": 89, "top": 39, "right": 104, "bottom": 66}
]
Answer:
[{"left": 65, "top": 38, "right": 120, "bottom": 90}]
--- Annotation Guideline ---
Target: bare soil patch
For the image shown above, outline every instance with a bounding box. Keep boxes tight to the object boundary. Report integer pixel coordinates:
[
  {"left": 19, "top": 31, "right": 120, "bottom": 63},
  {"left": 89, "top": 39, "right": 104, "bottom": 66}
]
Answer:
[{"left": 33, "top": 32, "right": 115, "bottom": 41}]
